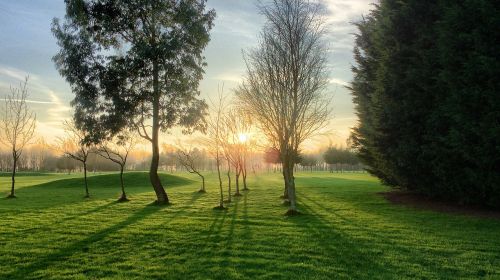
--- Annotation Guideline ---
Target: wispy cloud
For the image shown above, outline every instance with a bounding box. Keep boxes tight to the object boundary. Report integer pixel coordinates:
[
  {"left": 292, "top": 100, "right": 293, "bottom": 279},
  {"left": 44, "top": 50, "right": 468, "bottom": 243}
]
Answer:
[
  {"left": 0, "top": 65, "right": 36, "bottom": 82},
  {"left": 213, "top": 72, "right": 244, "bottom": 83},
  {"left": 330, "top": 78, "right": 350, "bottom": 87},
  {"left": 0, "top": 65, "right": 72, "bottom": 137}
]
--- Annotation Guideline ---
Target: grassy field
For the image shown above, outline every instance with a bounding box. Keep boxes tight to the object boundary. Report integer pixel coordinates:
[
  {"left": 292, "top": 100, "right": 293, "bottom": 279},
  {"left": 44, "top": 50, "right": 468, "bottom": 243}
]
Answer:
[{"left": 0, "top": 171, "right": 499, "bottom": 279}]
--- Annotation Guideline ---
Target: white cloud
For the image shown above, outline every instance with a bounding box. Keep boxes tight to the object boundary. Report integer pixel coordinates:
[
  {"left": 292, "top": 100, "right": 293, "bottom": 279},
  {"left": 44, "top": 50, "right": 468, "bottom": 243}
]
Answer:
[
  {"left": 0, "top": 65, "right": 72, "bottom": 141},
  {"left": 213, "top": 72, "right": 244, "bottom": 83},
  {"left": 330, "top": 78, "right": 349, "bottom": 87}
]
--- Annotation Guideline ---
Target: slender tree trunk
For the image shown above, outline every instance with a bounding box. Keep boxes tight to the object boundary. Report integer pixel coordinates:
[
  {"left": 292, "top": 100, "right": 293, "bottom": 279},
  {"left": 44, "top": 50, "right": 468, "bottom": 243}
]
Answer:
[
  {"left": 200, "top": 175, "right": 205, "bottom": 192},
  {"left": 216, "top": 151, "right": 224, "bottom": 208},
  {"left": 235, "top": 168, "right": 241, "bottom": 196},
  {"left": 226, "top": 159, "right": 231, "bottom": 202},
  {"left": 150, "top": 61, "right": 169, "bottom": 204},
  {"left": 9, "top": 153, "right": 17, "bottom": 198},
  {"left": 242, "top": 171, "right": 248, "bottom": 191},
  {"left": 83, "top": 161, "right": 89, "bottom": 198},
  {"left": 285, "top": 160, "right": 297, "bottom": 214},
  {"left": 242, "top": 163, "right": 248, "bottom": 191},
  {"left": 119, "top": 166, "right": 127, "bottom": 201}
]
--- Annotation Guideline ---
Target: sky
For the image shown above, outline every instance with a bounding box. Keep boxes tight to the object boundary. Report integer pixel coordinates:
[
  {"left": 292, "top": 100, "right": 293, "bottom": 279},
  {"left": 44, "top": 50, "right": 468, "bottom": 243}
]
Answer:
[{"left": 0, "top": 0, "right": 375, "bottom": 151}]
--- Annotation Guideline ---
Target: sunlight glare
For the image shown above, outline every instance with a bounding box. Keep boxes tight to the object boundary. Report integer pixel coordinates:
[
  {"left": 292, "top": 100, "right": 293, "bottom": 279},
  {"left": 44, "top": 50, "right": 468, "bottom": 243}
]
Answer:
[{"left": 238, "top": 133, "right": 248, "bottom": 143}]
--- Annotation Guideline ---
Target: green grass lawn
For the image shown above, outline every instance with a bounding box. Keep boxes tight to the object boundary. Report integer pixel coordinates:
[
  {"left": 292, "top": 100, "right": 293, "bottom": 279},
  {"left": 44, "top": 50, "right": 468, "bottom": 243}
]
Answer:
[{"left": 0, "top": 171, "right": 499, "bottom": 279}]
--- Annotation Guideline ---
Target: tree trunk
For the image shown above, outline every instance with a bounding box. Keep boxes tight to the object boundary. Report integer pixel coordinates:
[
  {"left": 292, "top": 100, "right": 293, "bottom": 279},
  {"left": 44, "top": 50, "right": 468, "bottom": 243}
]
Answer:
[
  {"left": 242, "top": 170, "right": 248, "bottom": 191},
  {"left": 119, "top": 166, "right": 127, "bottom": 201},
  {"left": 150, "top": 60, "right": 169, "bottom": 204},
  {"left": 226, "top": 159, "right": 231, "bottom": 202},
  {"left": 284, "top": 160, "right": 297, "bottom": 214},
  {"left": 282, "top": 167, "right": 289, "bottom": 199},
  {"left": 235, "top": 168, "right": 241, "bottom": 196},
  {"left": 9, "top": 153, "right": 17, "bottom": 198},
  {"left": 83, "top": 161, "right": 89, "bottom": 198},
  {"left": 200, "top": 175, "right": 205, "bottom": 192},
  {"left": 216, "top": 151, "right": 224, "bottom": 208}
]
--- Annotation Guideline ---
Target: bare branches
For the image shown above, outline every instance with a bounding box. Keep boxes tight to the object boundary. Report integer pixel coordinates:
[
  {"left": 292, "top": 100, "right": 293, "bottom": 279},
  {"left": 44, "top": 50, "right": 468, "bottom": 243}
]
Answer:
[
  {"left": 237, "top": 0, "right": 331, "bottom": 213},
  {"left": 97, "top": 131, "right": 137, "bottom": 168},
  {"left": 0, "top": 77, "right": 37, "bottom": 157},
  {"left": 0, "top": 76, "right": 37, "bottom": 197},
  {"left": 175, "top": 145, "right": 206, "bottom": 192},
  {"left": 57, "top": 120, "right": 92, "bottom": 163}
]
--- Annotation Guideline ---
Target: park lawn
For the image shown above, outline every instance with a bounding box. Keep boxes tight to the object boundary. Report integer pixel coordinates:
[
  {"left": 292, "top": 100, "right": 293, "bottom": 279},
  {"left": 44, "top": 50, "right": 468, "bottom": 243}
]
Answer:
[{"left": 0, "top": 171, "right": 499, "bottom": 279}]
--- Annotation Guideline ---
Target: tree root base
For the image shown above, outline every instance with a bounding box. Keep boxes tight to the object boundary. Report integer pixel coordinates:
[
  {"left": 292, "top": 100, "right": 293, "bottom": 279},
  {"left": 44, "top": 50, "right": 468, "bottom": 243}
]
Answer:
[
  {"left": 84, "top": 195, "right": 91, "bottom": 199},
  {"left": 117, "top": 196, "right": 129, "bottom": 203},
  {"left": 213, "top": 205, "right": 227, "bottom": 210},
  {"left": 233, "top": 192, "right": 242, "bottom": 197},
  {"left": 198, "top": 189, "right": 207, "bottom": 193},
  {"left": 284, "top": 209, "right": 301, "bottom": 216},
  {"left": 152, "top": 200, "right": 170, "bottom": 206},
  {"left": 243, "top": 188, "right": 250, "bottom": 192},
  {"left": 6, "top": 194, "right": 16, "bottom": 199}
]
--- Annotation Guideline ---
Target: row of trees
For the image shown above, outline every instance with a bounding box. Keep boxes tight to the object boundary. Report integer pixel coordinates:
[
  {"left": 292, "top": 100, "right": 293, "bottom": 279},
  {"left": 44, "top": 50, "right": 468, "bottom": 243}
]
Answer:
[
  {"left": 264, "top": 146, "right": 362, "bottom": 172},
  {"left": 1, "top": 0, "right": 336, "bottom": 215},
  {"left": 350, "top": 0, "right": 499, "bottom": 208},
  {"left": 52, "top": 0, "right": 216, "bottom": 205},
  {"left": 50, "top": 0, "right": 333, "bottom": 215}
]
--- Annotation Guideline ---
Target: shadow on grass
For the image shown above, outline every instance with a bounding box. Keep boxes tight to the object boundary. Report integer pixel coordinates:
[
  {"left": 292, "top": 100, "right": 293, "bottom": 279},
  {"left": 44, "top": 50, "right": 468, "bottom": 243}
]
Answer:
[
  {"left": 57, "top": 200, "right": 120, "bottom": 223},
  {"left": 296, "top": 194, "right": 465, "bottom": 278},
  {"left": 1, "top": 172, "right": 195, "bottom": 210},
  {"left": 6, "top": 204, "right": 163, "bottom": 279},
  {"left": 286, "top": 200, "right": 400, "bottom": 278}
]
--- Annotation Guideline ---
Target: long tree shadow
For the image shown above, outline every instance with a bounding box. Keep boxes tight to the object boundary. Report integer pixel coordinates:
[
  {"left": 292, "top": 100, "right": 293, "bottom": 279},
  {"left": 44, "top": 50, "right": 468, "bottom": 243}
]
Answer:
[
  {"left": 1, "top": 172, "right": 195, "bottom": 210},
  {"left": 6, "top": 204, "right": 163, "bottom": 279},
  {"left": 295, "top": 197, "right": 463, "bottom": 278},
  {"left": 285, "top": 199, "right": 403, "bottom": 279}
]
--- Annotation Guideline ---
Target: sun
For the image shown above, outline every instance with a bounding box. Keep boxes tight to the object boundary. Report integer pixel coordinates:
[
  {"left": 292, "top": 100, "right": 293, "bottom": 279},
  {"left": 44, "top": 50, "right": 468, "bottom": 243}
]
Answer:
[{"left": 238, "top": 133, "right": 249, "bottom": 143}]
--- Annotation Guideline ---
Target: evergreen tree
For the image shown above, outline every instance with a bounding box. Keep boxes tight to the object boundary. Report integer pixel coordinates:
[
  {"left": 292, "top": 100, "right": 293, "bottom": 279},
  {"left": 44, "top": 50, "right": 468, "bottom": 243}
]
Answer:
[{"left": 351, "top": 0, "right": 499, "bottom": 208}]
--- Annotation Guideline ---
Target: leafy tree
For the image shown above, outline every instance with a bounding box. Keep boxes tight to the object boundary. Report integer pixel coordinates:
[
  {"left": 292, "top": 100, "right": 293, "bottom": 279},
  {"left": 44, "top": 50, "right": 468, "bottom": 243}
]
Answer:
[
  {"left": 351, "top": 0, "right": 500, "bottom": 208},
  {"left": 52, "top": 0, "right": 215, "bottom": 205}
]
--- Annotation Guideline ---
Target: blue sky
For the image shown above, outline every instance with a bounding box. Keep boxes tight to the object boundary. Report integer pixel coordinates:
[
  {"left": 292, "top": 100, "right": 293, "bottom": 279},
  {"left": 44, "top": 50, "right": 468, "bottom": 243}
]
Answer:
[{"left": 0, "top": 0, "right": 374, "bottom": 148}]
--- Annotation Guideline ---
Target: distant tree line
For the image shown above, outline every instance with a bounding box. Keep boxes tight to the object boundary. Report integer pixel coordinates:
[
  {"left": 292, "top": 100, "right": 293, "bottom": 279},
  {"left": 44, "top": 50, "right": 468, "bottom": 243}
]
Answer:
[
  {"left": 351, "top": 0, "right": 499, "bottom": 208},
  {"left": 263, "top": 146, "right": 363, "bottom": 173}
]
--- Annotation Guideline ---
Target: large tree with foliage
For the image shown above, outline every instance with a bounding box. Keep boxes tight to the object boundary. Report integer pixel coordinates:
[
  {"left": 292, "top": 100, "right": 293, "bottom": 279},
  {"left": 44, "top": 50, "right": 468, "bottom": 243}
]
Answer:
[
  {"left": 351, "top": 0, "right": 499, "bottom": 208},
  {"left": 237, "top": 0, "right": 331, "bottom": 214},
  {"left": 52, "top": 0, "right": 215, "bottom": 204}
]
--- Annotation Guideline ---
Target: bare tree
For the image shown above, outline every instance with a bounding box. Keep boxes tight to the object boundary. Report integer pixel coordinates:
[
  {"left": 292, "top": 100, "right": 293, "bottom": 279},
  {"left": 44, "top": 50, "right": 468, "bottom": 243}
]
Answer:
[
  {"left": 97, "top": 132, "right": 136, "bottom": 202},
  {"left": 205, "top": 85, "right": 227, "bottom": 209},
  {"left": 58, "top": 120, "right": 93, "bottom": 198},
  {"left": 0, "top": 77, "right": 36, "bottom": 198},
  {"left": 237, "top": 0, "right": 331, "bottom": 214},
  {"left": 176, "top": 147, "right": 206, "bottom": 193},
  {"left": 222, "top": 108, "right": 252, "bottom": 196}
]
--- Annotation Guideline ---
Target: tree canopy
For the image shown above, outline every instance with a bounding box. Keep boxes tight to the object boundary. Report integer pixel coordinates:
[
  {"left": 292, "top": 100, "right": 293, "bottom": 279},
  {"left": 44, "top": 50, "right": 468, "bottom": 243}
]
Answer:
[
  {"left": 350, "top": 0, "right": 500, "bottom": 208},
  {"left": 52, "top": 0, "right": 215, "bottom": 204}
]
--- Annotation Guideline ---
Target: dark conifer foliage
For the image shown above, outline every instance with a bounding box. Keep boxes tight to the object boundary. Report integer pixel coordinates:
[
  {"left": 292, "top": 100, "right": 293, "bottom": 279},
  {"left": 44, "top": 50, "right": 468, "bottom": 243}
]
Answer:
[{"left": 351, "top": 0, "right": 499, "bottom": 208}]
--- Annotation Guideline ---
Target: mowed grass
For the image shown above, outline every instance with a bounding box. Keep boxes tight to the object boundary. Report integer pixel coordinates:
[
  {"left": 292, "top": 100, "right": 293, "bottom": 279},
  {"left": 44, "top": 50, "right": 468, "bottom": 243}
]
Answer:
[{"left": 0, "top": 171, "right": 499, "bottom": 279}]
